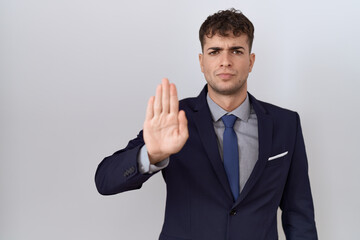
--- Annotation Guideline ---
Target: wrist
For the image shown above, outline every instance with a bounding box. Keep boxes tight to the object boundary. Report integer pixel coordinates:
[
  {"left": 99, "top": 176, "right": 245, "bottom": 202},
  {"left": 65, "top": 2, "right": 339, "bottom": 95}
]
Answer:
[{"left": 148, "top": 152, "right": 169, "bottom": 164}]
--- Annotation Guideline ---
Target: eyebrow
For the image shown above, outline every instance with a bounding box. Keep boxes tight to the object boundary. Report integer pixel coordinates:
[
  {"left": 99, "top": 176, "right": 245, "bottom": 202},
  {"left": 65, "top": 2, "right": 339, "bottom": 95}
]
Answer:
[{"left": 207, "top": 46, "right": 245, "bottom": 51}]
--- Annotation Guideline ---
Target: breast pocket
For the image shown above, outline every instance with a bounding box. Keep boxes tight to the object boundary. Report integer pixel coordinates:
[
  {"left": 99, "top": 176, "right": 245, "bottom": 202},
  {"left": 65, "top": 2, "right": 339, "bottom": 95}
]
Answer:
[{"left": 266, "top": 151, "right": 288, "bottom": 167}]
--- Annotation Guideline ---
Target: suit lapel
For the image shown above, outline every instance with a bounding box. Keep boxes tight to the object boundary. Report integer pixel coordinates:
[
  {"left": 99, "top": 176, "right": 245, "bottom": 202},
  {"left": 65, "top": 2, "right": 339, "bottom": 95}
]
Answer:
[
  {"left": 193, "top": 87, "right": 234, "bottom": 202},
  {"left": 235, "top": 93, "right": 273, "bottom": 205},
  {"left": 191, "top": 87, "right": 274, "bottom": 205}
]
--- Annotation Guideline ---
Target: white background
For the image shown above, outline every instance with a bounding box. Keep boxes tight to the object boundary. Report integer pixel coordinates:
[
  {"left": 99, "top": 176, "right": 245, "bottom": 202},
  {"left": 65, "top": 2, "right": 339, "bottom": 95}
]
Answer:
[{"left": 1, "top": 0, "right": 359, "bottom": 239}]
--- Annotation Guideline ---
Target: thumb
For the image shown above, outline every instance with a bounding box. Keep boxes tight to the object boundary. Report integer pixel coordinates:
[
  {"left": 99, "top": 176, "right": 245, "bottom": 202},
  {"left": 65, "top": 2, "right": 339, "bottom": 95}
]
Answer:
[{"left": 178, "top": 110, "right": 189, "bottom": 139}]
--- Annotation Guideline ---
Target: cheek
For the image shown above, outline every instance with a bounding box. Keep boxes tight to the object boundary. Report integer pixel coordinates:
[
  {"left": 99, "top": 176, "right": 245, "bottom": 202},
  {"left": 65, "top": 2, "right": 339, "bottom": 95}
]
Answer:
[
  {"left": 238, "top": 60, "right": 251, "bottom": 72},
  {"left": 203, "top": 60, "right": 215, "bottom": 72}
]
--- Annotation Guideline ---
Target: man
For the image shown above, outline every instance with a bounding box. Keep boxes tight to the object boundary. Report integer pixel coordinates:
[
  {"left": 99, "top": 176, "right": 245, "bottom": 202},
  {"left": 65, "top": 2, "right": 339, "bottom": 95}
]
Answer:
[{"left": 95, "top": 9, "right": 318, "bottom": 240}]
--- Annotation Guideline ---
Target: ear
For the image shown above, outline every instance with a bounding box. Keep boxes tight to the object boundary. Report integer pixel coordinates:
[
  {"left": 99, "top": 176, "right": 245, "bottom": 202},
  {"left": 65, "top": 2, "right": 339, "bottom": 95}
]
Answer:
[
  {"left": 199, "top": 53, "right": 204, "bottom": 73},
  {"left": 249, "top": 53, "right": 255, "bottom": 72}
]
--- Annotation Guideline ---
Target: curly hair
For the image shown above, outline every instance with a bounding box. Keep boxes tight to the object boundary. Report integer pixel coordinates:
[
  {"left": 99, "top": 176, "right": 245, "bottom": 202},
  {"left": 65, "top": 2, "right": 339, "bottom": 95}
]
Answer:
[{"left": 199, "top": 8, "right": 254, "bottom": 52}]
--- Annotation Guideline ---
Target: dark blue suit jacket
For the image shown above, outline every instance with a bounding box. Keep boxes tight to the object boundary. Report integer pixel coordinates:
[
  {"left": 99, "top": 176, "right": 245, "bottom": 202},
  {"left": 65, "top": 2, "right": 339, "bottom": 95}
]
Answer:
[{"left": 95, "top": 86, "right": 318, "bottom": 240}]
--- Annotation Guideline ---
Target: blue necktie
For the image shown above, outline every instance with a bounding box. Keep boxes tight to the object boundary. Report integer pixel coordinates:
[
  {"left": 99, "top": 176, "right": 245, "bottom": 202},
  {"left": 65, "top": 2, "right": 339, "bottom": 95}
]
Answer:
[{"left": 221, "top": 114, "right": 240, "bottom": 201}]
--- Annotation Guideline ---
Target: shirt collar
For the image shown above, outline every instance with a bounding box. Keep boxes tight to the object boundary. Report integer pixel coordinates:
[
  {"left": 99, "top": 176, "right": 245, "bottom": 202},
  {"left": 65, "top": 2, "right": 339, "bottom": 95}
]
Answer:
[{"left": 206, "top": 93, "right": 251, "bottom": 122}]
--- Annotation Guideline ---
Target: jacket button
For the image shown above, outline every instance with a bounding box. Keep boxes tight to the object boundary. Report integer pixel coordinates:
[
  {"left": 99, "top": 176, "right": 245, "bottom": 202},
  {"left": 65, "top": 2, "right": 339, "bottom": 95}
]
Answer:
[{"left": 230, "top": 209, "right": 237, "bottom": 216}]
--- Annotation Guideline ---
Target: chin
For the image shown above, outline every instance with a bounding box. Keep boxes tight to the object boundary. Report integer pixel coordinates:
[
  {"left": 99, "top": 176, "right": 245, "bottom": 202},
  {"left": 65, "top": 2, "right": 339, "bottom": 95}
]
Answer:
[{"left": 211, "top": 84, "right": 243, "bottom": 96}]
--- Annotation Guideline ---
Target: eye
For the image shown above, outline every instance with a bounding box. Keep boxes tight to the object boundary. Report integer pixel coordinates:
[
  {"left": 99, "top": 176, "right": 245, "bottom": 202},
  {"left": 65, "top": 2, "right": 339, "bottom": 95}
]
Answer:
[
  {"left": 209, "top": 50, "right": 219, "bottom": 55},
  {"left": 232, "top": 50, "right": 243, "bottom": 55}
]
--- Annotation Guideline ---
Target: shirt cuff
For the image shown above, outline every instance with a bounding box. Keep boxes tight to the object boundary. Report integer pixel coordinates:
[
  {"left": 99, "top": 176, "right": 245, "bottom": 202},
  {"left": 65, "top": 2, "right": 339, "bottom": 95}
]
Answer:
[{"left": 138, "top": 145, "right": 169, "bottom": 174}]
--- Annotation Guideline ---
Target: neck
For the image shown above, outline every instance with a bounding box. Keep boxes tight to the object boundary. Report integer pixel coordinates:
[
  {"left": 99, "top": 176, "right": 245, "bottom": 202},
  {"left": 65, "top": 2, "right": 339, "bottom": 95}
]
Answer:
[{"left": 208, "top": 86, "right": 247, "bottom": 112}]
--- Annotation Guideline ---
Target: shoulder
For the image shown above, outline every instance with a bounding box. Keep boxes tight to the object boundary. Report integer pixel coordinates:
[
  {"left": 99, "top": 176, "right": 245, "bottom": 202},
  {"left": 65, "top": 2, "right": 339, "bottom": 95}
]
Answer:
[
  {"left": 179, "top": 96, "right": 198, "bottom": 111},
  {"left": 177, "top": 85, "right": 208, "bottom": 113},
  {"left": 258, "top": 99, "right": 297, "bottom": 116},
  {"left": 249, "top": 93, "right": 301, "bottom": 127}
]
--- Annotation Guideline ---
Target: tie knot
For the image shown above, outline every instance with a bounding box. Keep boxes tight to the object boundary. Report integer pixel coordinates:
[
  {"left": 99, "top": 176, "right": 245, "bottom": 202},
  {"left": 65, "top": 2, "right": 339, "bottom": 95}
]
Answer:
[{"left": 221, "top": 114, "right": 237, "bottom": 128}]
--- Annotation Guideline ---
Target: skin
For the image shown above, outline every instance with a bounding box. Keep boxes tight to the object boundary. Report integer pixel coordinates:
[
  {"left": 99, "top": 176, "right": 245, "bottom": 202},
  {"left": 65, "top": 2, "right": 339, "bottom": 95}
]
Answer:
[
  {"left": 143, "top": 78, "right": 189, "bottom": 164},
  {"left": 144, "top": 33, "right": 255, "bottom": 163},
  {"left": 199, "top": 33, "right": 255, "bottom": 112}
]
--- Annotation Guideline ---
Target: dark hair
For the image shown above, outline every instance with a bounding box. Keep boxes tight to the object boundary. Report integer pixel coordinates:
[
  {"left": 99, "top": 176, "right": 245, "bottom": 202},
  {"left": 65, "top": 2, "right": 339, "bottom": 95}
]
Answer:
[{"left": 199, "top": 8, "right": 254, "bottom": 52}]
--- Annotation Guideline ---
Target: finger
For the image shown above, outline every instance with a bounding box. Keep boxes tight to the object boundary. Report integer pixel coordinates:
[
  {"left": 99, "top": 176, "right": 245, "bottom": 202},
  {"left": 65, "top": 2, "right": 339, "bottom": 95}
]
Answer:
[
  {"left": 178, "top": 110, "right": 189, "bottom": 139},
  {"left": 145, "top": 96, "right": 155, "bottom": 121},
  {"left": 162, "top": 78, "right": 170, "bottom": 114},
  {"left": 154, "top": 84, "right": 162, "bottom": 116},
  {"left": 170, "top": 83, "right": 179, "bottom": 114}
]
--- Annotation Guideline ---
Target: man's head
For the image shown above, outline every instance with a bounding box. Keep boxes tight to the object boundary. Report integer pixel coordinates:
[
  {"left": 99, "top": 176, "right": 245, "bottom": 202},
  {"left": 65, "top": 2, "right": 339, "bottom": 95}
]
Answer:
[
  {"left": 198, "top": 9, "right": 255, "bottom": 108},
  {"left": 199, "top": 8, "right": 254, "bottom": 53}
]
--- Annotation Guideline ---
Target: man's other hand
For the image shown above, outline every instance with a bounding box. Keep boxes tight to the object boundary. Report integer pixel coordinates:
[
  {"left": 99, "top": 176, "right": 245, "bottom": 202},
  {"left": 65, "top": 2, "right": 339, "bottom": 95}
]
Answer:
[{"left": 143, "top": 78, "right": 189, "bottom": 164}]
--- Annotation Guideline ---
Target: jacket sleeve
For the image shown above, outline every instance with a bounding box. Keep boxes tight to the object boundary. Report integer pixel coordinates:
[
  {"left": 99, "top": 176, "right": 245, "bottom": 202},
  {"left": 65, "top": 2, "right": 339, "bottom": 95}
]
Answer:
[
  {"left": 94, "top": 130, "right": 155, "bottom": 195},
  {"left": 280, "top": 113, "right": 318, "bottom": 239}
]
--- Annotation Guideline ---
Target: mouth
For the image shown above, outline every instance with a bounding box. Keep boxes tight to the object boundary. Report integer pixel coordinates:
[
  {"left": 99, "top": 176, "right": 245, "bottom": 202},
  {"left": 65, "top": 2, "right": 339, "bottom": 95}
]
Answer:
[{"left": 216, "top": 73, "right": 235, "bottom": 80}]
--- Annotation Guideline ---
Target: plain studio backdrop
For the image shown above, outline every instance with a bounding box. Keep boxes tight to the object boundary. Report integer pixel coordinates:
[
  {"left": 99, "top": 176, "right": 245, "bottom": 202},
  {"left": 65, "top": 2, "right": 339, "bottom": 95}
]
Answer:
[{"left": 1, "top": 0, "right": 359, "bottom": 239}]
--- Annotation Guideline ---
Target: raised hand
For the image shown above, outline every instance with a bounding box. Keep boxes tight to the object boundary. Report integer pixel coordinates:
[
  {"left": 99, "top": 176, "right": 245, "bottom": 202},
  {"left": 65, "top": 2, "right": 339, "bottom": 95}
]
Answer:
[{"left": 143, "top": 78, "right": 189, "bottom": 164}]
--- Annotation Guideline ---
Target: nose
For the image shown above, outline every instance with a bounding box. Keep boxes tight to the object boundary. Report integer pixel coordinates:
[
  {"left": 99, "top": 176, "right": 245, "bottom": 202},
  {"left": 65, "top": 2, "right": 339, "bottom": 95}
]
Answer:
[{"left": 220, "top": 52, "right": 232, "bottom": 67}]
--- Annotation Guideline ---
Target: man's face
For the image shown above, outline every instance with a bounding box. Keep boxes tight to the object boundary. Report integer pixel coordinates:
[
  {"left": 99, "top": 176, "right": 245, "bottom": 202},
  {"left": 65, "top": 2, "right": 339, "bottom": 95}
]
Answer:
[{"left": 199, "top": 33, "right": 255, "bottom": 98}]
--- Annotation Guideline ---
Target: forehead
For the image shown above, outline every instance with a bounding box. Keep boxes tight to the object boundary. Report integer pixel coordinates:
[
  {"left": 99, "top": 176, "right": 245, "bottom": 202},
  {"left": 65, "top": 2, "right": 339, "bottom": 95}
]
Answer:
[{"left": 203, "top": 34, "right": 249, "bottom": 49}]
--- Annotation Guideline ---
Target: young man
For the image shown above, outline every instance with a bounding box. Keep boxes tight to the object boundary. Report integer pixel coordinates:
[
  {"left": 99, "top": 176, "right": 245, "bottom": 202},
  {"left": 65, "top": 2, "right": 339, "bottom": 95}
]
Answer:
[{"left": 95, "top": 9, "right": 318, "bottom": 240}]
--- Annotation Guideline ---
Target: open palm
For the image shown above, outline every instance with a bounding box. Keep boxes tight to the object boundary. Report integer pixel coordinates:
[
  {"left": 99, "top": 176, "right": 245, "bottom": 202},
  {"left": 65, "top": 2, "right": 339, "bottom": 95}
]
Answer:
[{"left": 143, "top": 78, "right": 189, "bottom": 164}]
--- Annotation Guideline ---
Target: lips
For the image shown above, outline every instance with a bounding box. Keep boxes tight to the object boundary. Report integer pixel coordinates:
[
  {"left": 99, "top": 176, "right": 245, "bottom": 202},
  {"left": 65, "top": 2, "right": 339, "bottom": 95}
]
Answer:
[{"left": 216, "top": 73, "right": 235, "bottom": 80}]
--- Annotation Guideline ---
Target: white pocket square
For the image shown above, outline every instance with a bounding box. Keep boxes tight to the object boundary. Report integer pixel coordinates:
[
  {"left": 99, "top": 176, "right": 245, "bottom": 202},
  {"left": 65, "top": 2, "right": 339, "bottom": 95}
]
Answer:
[{"left": 268, "top": 151, "right": 288, "bottom": 161}]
